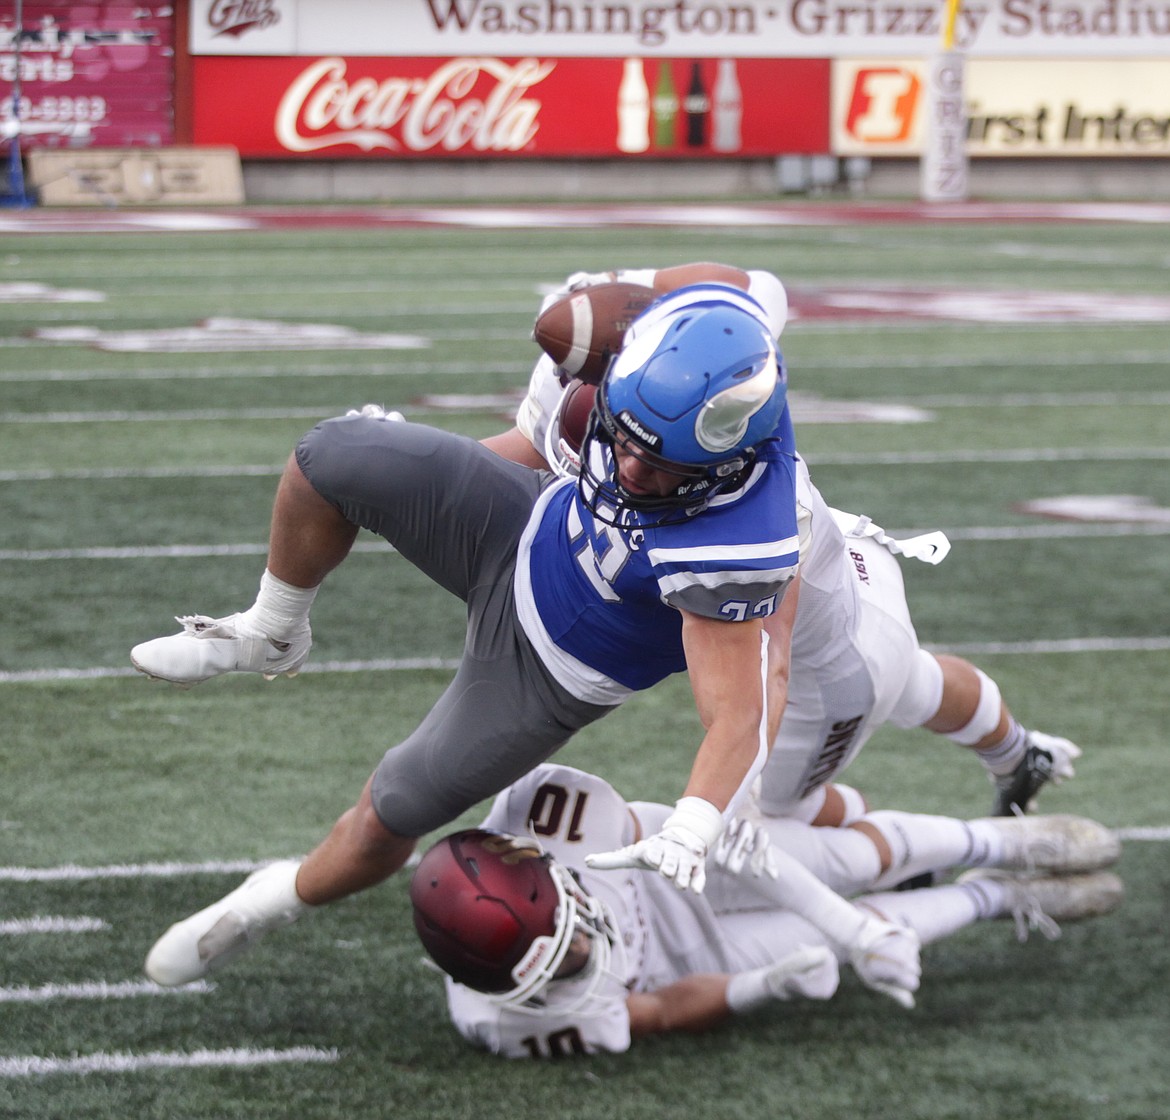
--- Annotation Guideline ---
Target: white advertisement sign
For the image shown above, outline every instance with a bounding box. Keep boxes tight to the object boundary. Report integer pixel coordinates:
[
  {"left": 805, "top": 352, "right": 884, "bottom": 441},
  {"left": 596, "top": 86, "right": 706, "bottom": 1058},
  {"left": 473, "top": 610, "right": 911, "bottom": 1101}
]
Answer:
[
  {"left": 189, "top": 0, "right": 1170, "bottom": 59},
  {"left": 834, "top": 58, "right": 1170, "bottom": 155}
]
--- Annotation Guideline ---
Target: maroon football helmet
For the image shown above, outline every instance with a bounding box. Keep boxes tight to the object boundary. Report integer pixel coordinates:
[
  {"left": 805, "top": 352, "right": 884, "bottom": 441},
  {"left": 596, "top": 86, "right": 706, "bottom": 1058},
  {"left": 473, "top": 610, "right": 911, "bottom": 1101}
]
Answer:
[{"left": 410, "top": 828, "right": 615, "bottom": 1009}]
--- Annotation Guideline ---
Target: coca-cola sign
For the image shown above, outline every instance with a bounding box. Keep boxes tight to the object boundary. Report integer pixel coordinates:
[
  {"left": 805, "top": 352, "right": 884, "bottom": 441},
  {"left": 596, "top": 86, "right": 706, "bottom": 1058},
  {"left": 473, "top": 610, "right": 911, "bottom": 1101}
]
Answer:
[
  {"left": 192, "top": 55, "right": 830, "bottom": 157},
  {"left": 274, "top": 57, "right": 554, "bottom": 153}
]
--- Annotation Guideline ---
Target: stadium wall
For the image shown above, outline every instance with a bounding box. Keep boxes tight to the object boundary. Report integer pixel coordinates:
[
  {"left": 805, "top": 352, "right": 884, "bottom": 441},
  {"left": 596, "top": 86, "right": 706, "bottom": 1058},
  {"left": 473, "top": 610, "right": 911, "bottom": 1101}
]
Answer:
[{"left": 237, "top": 155, "right": 1170, "bottom": 203}]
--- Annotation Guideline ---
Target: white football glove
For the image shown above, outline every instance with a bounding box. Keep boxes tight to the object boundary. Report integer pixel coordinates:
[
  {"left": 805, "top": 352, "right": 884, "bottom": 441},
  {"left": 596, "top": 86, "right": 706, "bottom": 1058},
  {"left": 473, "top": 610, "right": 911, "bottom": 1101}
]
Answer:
[
  {"left": 848, "top": 915, "right": 921, "bottom": 1010},
  {"left": 586, "top": 796, "right": 722, "bottom": 893},
  {"left": 713, "top": 816, "right": 781, "bottom": 879},
  {"left": 764, "top": 944, "right": 840, "bottom": 1001},
  {"left": 536, "top": 271, "right": 616, "bottom": 315},
  {"left": 345, "top": 403, "right": 405, "bottom": 422},
  {"left": 1033, "top": 732, "right": 1082, "bottom": 784},
  {"left": 565, "top": 269, "right": 617, "bottom": 291},
  {"left": 725, "top": 945, "right": 839, "bottom": 1012}
]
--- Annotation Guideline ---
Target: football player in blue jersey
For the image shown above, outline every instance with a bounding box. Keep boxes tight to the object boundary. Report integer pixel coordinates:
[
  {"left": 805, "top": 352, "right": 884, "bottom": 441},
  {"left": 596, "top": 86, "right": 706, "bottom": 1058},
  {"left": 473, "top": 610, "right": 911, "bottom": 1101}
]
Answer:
[
  {"left": 137, "top": 285, "right": 810, "bottom": 986},
  {"left": 497, "top": 262, "right": 1082, "bottom": 831}
]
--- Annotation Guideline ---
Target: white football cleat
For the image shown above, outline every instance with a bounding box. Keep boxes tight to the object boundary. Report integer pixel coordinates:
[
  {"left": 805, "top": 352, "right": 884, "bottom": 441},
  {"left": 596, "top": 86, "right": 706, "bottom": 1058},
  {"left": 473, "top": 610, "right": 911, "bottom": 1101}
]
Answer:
[
  {"left": 959, "top": 868, "right": 1124, "bottom": 942},
  {"left": 145, "top": 860, "right": 307, "bottom": 987},
  {"left": 978, "top": 814, "right": 1121, "bottom": 874},
  {"left": 131, "top": 614, "right": 311, "bottom": 685}
]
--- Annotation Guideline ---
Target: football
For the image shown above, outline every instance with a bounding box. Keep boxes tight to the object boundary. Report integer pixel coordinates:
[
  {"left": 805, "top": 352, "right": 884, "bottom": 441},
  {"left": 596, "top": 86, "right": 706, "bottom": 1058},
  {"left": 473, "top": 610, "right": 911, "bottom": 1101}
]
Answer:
[
  {"left": 557, "top": 379, "right": 597, "bottom": 455},
  {"left": 533, "top": 281, "right": 656, "bottom": 384}
]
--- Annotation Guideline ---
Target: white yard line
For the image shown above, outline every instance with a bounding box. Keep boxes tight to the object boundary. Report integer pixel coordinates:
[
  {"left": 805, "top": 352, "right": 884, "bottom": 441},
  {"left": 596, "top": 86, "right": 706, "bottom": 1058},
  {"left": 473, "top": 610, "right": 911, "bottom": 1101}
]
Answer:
[
  {"left": 0, "top": 916, "right": 109, "bottom": 934},
  {"left": 4, "top": 520, "right": 1170, "bottom": 564},
  {"left": 0, "top": 641, "right": 1165, "bottom": 688},
  {"left": 0, "top": 858, "right": 273, "bottom": 881},
  {"left": 0, "top": 464, "right": 284, "bottom": 481},
  {"left": 810, "top": 447, "right": 1170, "bottom": 465},
  {"left": 938, "top": 637, "right": 1170, "bottom": 656},
  {"left": 6, "top": 391, "right": 1170, "bottom": 426},
  {"left": 0, "top": 349, "right": 1166, "bottom": 384},
  {"left": 0, "top": 980, "right": 213, "bottom": 1004},
  {"left": 4, "top": 446, "right": 1170, "bottom": 483},
  {"left": 0, "top": 541, "right": 389, "bottom": 560},
  {"left": 0, "top": 1046, "right": 339, "bottom": 1078},
  {"left": 1115, "top": 826, "right": 1170, "bottom": 841}
]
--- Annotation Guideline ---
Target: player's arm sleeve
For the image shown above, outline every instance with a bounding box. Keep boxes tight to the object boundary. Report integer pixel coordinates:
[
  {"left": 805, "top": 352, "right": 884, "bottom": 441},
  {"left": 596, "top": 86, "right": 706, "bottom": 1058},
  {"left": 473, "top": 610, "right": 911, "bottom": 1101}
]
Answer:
[
  {"left": 622, "top": 263, "right": 787, "bottom": 339},
  {"left": 746, "top": 270, "right": 789, "bottom": 339},
  {"left": 514, "top": 354, "right": 565, "bottom": 462}
]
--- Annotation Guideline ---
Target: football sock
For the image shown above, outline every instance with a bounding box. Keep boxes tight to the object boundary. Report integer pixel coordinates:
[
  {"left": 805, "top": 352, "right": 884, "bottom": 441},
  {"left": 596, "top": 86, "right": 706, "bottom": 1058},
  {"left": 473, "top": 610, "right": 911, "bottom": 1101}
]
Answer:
[
  {"left": 855, "top": 881, "right": 998, "bottom": 945},
  {"left": 972, "top": 718, "right": 1030, "bottom": 777},
  {"left": 866, "top": 811, "right": 1002, "bottom": 891}
]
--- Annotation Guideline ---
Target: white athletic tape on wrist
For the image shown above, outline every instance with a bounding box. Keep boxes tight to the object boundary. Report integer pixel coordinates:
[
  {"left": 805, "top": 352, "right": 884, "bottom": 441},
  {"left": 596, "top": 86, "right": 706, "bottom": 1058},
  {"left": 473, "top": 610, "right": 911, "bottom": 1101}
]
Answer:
[
  {"left": 613, "top": 268, "right": 656, "bottom": 288},
  {"left": 666, "top": 796, "right": 724, "bottom": 851},
  {"left": 725, "top": 966, "right": 775, "bottom": 1013}
]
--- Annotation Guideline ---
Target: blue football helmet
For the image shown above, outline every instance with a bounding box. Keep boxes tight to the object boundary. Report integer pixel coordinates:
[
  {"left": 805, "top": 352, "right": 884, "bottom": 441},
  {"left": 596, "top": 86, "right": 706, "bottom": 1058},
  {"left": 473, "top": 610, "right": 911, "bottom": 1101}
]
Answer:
[{"left": 577, "top": 284, "right": 787, "bottom": 525}]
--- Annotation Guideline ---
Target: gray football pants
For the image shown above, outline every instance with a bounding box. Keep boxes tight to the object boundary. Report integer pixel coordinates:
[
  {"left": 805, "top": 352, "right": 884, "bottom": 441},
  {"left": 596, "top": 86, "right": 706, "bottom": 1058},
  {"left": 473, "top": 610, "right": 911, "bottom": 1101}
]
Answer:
[{"left": 295, "top": 414, "right": 612, "bottom": 837}]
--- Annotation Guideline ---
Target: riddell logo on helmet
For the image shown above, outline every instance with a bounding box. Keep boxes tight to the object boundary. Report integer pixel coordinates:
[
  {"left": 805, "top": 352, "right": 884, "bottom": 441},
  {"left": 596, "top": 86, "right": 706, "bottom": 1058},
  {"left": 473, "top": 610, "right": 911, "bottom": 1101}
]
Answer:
[
  {"left": 618, "top": 410, "right": 662, "bottom": 450},
  {"left": 515, "top": 939, "right": 552, "bottom": 980}
]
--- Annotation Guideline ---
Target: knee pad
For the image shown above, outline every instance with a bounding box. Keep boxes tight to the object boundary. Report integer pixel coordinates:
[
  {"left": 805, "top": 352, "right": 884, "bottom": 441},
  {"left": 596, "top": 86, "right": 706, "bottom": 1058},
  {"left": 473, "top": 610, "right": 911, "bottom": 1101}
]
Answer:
[{"left": 829, "top": 783, "right": 868, "bottom": 825}]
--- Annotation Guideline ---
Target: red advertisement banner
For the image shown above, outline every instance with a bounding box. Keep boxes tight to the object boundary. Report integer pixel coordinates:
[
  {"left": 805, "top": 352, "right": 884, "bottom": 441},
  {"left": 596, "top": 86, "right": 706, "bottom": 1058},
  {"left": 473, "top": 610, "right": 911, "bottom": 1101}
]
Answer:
[
  {"left": 0, "top": 4, "right": 174, "bottom": 151},
  {"left": 191, "top": 55, "right": 829, "bottom": 158}
]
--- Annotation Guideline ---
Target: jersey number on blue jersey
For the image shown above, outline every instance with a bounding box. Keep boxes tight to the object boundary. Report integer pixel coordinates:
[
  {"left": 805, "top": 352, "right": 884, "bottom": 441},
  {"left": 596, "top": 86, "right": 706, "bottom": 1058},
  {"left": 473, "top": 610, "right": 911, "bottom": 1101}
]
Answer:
[
  {"left": 566, "top": 500, "right": 633, "bottom": 603},
  {"left": 718, "top": 594, "right": 778, "bottom": 622}
]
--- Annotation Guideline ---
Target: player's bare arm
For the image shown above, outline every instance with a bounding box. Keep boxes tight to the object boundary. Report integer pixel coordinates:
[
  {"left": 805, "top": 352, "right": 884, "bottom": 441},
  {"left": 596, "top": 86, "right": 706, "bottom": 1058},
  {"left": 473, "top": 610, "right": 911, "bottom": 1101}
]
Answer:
[
  {"left": 679, "top": 609, "right": 772, "bottom": 815},
  {"left": 626, "top": 976, "right": 734, "bottom": 1037}
]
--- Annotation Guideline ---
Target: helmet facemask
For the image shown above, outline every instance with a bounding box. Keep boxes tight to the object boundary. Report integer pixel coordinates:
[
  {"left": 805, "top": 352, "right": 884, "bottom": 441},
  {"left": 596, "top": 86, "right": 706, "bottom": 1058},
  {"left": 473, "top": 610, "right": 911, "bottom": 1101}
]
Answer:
[
  {"left": 490, "top": 861, "right": 619, "bottom": 1016},
  {"left": 577, "top": 389, "right": 754, "bottom": 527}
]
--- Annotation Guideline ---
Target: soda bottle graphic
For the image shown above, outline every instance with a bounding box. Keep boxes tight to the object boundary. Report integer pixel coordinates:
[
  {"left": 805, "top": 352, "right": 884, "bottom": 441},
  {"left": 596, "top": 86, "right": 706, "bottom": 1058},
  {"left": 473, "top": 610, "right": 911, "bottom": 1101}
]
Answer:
[
  {"left": 617, "top": 58, "right": 650, "bottom": 153},
  {"left": 652, "top": 61, "right": 678, "bottom": 149},
  {"left": 683, "top": 61, "right": 710, "bottom": 148},
  {"left": 712, "top": 58, "right": 742, "bottom": 152}
]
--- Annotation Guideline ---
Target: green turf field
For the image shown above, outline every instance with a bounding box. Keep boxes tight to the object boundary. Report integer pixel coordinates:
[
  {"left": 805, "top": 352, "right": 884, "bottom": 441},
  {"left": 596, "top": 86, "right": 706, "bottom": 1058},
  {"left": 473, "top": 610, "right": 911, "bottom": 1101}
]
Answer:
[{"left": 1, "top": 208, "right": 1168, "bottom": 1119}]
